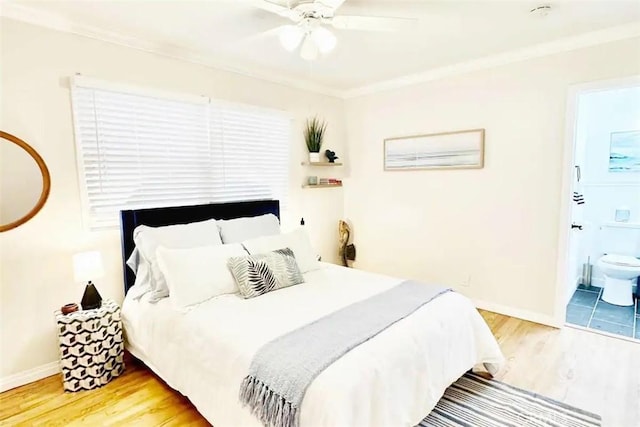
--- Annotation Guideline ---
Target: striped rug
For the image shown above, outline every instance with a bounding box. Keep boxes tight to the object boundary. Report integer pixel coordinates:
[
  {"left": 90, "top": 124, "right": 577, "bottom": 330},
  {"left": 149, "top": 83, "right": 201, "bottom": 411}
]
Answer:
[{"left": 418, "top": 372, "right": 601, "bottom": 427}]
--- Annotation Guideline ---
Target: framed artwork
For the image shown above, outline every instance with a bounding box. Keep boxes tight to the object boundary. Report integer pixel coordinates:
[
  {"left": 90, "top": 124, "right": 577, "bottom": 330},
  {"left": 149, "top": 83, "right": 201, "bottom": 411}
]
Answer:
[
  {"left": 384, "top": 128, "right": 485, "bottom": 171},
  {"left": 609, "top": 130, "right": 640, "bottom": 173}
]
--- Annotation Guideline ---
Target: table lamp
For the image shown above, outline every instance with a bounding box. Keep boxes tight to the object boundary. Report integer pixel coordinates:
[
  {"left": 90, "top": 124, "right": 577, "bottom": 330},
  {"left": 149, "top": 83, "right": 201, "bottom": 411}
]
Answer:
[{"left": 73, "top": 251, "right": 104, "bottom": 310}]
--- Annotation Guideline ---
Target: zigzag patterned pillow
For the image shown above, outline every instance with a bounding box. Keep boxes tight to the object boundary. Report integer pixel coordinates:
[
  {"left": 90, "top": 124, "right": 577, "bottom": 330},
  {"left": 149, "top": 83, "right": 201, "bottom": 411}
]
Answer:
[{"left": 227, "top": 248, "right": 304, "bottom": 298}]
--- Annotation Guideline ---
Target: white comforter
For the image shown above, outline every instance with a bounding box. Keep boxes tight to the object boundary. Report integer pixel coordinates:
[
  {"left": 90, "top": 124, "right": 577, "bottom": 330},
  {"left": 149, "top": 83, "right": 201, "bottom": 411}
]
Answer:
[{"left": 122, "top": 263, "right": 504, "bottom": 427}]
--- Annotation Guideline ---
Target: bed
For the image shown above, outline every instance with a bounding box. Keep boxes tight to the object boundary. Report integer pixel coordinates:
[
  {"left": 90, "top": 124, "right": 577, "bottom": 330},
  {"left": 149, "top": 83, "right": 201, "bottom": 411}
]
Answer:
[{"left": 120, "top": 200, "right": 504, "bottom": 427}]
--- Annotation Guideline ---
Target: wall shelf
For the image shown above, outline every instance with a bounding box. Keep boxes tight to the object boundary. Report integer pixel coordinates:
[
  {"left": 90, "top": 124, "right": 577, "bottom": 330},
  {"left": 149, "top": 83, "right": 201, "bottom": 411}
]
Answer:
[
  {"left": 603, "top": 221, "right": 640, "bottom": 229},
  {"left": 302, "top": 183, "right": 343, "bottom": 189},
  {"left": 582, "top": 181, "right": 640, "bottom": 187},
  {"left": 301, "top": 162, "right": 343, "bottom": 166}
]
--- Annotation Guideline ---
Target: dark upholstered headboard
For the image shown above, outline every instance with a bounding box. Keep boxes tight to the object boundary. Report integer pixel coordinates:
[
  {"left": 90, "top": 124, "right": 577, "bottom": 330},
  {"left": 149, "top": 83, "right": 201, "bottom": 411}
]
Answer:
[{"left": 119, "top": 200, "right": 280, "bottom": 295}]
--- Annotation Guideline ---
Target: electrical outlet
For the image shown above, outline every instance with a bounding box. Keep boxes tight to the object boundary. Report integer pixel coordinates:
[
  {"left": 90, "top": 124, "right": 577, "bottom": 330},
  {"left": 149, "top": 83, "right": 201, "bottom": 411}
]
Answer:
[{"left": 461, "top": 274, "right": 471, "bottom": 288}]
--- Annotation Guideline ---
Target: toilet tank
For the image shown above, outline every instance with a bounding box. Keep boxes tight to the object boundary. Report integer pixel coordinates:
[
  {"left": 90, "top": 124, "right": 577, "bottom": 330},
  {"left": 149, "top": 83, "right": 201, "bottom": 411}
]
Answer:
[{"left": 599, "top": 223, "right": 640, "bottom": 256}]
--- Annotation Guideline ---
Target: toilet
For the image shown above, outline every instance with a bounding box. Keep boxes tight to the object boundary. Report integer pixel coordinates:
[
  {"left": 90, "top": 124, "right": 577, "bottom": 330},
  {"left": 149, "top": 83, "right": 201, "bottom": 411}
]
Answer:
[
  {"left": 596, "top": 223, "right": 640, "bottom": 306},
  {"left": 598, "top": 254, "right": 640, "bottom": 306}
]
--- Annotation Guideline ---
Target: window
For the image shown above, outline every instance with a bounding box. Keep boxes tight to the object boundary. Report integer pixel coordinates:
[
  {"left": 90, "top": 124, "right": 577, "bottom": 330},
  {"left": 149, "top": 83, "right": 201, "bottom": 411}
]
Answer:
[{"left": 71, "top": 77, "right": 291, "bottom": 229}]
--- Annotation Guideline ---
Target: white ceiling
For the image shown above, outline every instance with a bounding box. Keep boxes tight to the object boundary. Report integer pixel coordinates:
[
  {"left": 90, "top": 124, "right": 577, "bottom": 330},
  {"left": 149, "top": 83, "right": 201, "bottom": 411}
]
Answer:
[{"left": 4, "top": 0, "right": 640, "bottom": 94}]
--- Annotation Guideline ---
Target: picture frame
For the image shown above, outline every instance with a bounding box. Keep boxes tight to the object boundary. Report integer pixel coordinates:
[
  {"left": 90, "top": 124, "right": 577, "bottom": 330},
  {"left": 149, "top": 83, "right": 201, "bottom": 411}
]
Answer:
[
  {"left": 384, "top": 128, "right": 485, "bottom": 171},
  {"left": 609, "top": 130, "right": 640, "bottom": 173}
]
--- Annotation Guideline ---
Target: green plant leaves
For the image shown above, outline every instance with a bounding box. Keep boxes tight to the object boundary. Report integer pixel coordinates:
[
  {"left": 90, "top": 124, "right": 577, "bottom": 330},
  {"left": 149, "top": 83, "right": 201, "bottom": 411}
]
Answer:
[{"left": 304, "top": 116, "right": 327, "bottom": 153}]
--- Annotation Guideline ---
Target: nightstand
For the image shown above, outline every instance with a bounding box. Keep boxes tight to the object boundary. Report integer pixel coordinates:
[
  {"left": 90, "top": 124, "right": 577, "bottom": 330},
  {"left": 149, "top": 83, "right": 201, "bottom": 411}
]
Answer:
[{"left": 55, "top": 299, "right": 124, "bottom": 392}]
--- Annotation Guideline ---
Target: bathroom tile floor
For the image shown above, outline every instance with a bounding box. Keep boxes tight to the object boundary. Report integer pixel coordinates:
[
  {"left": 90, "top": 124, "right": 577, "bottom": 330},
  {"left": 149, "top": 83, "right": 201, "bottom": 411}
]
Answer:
[{"left": 566, "top": 285, "right": 639, "bottom": 340}]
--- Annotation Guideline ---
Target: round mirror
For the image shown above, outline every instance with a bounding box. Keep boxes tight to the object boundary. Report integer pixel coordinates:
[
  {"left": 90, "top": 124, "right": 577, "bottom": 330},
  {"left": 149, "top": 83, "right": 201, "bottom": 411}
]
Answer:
[{"left": 0, "top": 131, "right": 51, "bottom": 232}]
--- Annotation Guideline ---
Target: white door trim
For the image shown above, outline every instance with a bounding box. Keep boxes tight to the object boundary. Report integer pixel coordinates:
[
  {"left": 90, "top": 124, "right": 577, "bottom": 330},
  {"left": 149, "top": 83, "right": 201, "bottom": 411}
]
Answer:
[{"left": 553, "top": 75, "right": 640, "bottom": 327}]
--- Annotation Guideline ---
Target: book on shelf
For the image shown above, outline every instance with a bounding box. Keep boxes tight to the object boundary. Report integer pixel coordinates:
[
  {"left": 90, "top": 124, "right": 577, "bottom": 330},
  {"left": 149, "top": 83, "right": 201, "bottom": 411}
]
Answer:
[{"left": 318, "top": 178, "right": 342, "bottom": 185}]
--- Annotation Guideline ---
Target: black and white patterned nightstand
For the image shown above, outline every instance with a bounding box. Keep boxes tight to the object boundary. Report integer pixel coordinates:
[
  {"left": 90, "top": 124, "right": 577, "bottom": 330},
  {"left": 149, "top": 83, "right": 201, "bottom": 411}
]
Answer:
[{"left": 55, "top": 299, "right": 124, "bottom": 392}]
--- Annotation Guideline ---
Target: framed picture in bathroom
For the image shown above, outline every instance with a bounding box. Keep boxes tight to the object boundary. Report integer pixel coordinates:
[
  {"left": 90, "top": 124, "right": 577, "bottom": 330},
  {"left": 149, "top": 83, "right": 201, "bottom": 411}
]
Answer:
[
  {"left": 609, "top": 130, "right": 640, "bottom": 173},
  {"left": 384, "top": 128, "right": 485, "bottom": 171}
]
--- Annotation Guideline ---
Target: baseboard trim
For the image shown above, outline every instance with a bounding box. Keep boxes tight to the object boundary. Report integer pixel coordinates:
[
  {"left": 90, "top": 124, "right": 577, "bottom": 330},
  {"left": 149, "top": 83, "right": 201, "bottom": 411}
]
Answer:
[
  {"left": 0, "top": 361, "right": 60, "bottom": 393},
  {"left": 474, "top": 299, "right": 559, "bottom": 328}
]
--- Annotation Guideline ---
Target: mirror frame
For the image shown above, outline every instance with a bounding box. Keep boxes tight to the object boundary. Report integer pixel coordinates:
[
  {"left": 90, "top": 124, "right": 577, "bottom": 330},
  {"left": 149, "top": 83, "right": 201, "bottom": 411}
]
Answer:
[{"left": 0, "top": 130, "right": 51, "bottom": 232}]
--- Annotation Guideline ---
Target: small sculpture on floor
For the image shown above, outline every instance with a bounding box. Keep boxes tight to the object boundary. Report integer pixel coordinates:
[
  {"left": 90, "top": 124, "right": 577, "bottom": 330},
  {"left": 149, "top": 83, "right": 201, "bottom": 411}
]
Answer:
[{"left": 338, "top": 220, "right": 356, "bottom": 267}]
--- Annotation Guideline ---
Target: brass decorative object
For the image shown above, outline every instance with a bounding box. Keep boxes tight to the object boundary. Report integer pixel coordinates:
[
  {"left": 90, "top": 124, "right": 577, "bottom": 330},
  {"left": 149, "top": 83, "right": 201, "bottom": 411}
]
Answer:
[{"left": 338, "top": 220, "right": 356, "bottom": 267}]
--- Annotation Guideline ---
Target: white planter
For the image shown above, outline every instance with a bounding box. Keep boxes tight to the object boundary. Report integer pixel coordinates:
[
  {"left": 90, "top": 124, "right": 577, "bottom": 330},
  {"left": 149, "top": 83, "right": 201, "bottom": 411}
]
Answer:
[{"left": 309, "top": 152, "right": 321, "bottom": 163}]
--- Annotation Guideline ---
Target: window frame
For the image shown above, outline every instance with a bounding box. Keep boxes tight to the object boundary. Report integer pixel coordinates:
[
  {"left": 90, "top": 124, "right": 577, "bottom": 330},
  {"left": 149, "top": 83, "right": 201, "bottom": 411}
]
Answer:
[{"left": 70, "top": 75, "right": 293, "bottom": 230}]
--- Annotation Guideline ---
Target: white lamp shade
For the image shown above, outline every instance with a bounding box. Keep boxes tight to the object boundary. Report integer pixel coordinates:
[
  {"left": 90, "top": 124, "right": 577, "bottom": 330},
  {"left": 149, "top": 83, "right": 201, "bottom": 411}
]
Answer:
[
  {"left": 311, "top": 27, "right": 337, "bottom": 54},
  {"left": 73, "top": 251, "right": 105, "bottom": 283},
  {"left": 279, "top": 25, "right": 304, "bottom": 52},
  {"left": 300, "top": 34, "right": 319, "bottom": 61}
]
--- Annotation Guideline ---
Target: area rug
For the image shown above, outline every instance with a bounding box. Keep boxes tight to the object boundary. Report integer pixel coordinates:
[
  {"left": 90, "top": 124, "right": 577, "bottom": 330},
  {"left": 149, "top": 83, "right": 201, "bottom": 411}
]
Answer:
[{"left": 418, "top": 372, "right": 601, "bottom": 427}]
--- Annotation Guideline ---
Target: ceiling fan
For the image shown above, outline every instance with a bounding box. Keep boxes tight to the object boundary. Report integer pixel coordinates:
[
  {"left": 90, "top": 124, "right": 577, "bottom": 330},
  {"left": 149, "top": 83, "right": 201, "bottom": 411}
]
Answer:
[{"left": 249, "top": 0, "right": 417, "bottom": 61}]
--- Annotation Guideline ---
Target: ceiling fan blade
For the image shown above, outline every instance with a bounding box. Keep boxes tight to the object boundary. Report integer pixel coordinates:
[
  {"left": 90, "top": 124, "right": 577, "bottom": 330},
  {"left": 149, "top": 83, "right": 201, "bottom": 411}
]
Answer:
[
  {"left": 318, "top": 0, "right": 347, "bottom": 11},
  {"left": 330, "top": 15, "right": 418, "bottom": 32},
  {"left": 245, "top": 0, "right": 301, "bottom": 20},
  {"left": 232, "top": 25, "right": 290, "bottom": 47}
]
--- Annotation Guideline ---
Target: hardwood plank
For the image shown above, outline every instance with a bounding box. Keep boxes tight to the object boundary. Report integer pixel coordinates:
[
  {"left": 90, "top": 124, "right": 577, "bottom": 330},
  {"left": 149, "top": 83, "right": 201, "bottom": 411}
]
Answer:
[
  {"left": 483, "top": 313, "right": 640, "bottom": 427},
  {"left": 1, "top": 311, "right": 638, "bottom": 426}
]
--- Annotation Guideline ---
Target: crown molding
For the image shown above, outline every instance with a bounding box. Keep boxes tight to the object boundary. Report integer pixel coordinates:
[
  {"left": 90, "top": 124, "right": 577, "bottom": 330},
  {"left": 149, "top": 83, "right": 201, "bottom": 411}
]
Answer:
[
  {"left": 0, "top": 2, "right": 344, "bottom": 98},
  {"left": 343, "top": 22, "right": 640, "bottom": 99},
  {"left": 2, "top": 1, "right": 639, "bottom": 100}
]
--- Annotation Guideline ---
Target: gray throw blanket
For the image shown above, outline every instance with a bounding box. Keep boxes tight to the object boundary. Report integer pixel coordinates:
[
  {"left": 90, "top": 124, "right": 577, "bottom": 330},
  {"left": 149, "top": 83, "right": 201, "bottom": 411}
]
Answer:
[{"left": 239, "top": 280, "right": 451, "bottom": 427}]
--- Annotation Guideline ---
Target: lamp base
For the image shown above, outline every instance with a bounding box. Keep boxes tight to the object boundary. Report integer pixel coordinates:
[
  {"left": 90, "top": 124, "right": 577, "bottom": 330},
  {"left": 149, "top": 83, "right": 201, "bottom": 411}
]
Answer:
[{"left": 81, "top": 282, "right": 102, "bottom": 310}]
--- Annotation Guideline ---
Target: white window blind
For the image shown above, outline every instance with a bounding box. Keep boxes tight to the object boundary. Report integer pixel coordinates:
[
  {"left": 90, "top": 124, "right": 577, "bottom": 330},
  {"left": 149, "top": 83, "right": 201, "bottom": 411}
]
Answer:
[
  {"left": 71, "top": 77, "right": 291, "bottom": 229},
  {"left": 210, "top": 102, "right": 290, "bottom": 204}
]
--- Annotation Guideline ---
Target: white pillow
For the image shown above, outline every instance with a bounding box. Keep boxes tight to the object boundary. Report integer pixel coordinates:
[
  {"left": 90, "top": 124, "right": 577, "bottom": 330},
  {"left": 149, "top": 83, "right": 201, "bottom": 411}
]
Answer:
[
  {"left": 126, "top": 247, "right": 141, "bottom": 275},
  {"left": 133, "top": 219, "right": 223, "bottom": 302},
  {"left": 242, "top": 228, "right": 319, "bottom": 273},
  {"left": 127, "top": 259, "right": 152, "bottom": 301},
  {"left": 217, "top": 214, "right": 280, "bottom": 244},
  {"left": 156, "top": 243, "right": 247, "bottom": 310},
  {"left": 125, "top": 248, "right": 152, "bottom": 300}
]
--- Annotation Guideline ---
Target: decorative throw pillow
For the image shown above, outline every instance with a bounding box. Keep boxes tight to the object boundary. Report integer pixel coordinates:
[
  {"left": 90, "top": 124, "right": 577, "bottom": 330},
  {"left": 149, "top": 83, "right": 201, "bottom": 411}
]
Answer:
[{"left": 228, "top": 248, "right": 304, "bottom": 299}]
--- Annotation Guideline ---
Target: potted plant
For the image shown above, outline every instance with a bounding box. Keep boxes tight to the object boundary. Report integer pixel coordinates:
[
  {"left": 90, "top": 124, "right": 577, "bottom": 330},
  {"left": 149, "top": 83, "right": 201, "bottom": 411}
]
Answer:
[{"left": 304, "top": 116, "right": 327, "bottom": 163}]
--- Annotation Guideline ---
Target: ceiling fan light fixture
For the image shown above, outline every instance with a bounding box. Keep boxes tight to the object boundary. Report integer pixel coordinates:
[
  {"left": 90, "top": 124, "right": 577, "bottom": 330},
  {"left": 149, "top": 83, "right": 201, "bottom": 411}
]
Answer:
[
  {"left": 279, "top": 25, "right": 304, "bottom": 52},
  {"left": 300, "top": 34, "right": 319, "bottom": 61},
  {"left": 311, "top": 26, "right": 337, "bottom": 54},
  {"left": 252, "top": 0, "right": 418, "bottom": 60}
]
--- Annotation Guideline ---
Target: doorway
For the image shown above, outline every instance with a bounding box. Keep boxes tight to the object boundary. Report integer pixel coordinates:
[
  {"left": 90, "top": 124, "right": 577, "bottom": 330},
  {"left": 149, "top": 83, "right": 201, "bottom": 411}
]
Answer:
[{"left": 558, "top": 78, "right": 640, "bottom": 340}]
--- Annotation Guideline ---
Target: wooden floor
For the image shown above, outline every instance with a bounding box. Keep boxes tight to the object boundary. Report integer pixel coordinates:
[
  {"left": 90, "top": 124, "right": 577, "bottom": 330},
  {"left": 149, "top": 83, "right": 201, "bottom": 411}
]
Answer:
[{"left": 2, "top": 311, "right": 639, "bottom": 426}]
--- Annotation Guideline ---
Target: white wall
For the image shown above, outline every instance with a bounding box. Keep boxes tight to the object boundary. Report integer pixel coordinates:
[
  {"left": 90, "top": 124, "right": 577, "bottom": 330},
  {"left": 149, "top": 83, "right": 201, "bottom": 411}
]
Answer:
[
  {"left": 2, "top": 14, "right": 640, "bottom": 389},
  {"left": 343, "top": 37, "right": 640, "bottom": 321},
  {"left": 581, "top": 87, "right": 640, "bottom": 185},
  {"left": 575, "top": 86, "right": 640, "bottom": 287},
  {"left": 0, "top": 18, "right": 346, "bottom": 383}
]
